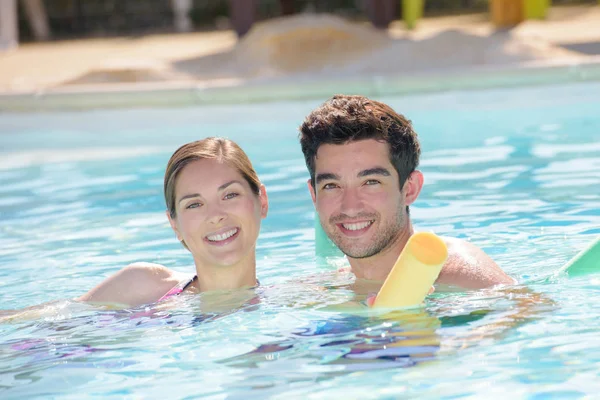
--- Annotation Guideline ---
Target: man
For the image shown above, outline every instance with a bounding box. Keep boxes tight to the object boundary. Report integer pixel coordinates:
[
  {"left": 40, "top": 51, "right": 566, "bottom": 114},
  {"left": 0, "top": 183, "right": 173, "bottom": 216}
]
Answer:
[{"left": 299, "top": 94, "right": 516, "bottom": 290}]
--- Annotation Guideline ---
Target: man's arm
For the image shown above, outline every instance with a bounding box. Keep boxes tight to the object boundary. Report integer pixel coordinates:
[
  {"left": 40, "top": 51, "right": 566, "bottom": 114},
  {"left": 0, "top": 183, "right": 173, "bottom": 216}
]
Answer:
[{"left": 436, "top": 237, "right": 517, "bottom": 289}]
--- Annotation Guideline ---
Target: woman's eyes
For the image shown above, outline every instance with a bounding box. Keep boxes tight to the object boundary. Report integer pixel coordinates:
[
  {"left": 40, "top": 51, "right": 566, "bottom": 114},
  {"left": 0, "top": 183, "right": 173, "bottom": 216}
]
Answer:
[
  {"left": 186, "top": 202, "right": 202, "bottom": 209},
  {"left": 184, "top": 193, "right": 239, "bottom": 209}
]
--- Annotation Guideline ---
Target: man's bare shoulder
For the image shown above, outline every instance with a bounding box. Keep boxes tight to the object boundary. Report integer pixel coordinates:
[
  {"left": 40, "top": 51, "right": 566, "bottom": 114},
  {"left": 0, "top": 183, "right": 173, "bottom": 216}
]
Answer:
[{"left": 435, "top": 236, "right": 517, "bottom": 289}]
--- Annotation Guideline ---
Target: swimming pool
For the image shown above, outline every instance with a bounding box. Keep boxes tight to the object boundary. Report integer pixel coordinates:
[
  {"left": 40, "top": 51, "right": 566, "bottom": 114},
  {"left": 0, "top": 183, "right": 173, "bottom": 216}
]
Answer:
[{"left": 1, "top": 81, "right": 599, "bottom": 398}]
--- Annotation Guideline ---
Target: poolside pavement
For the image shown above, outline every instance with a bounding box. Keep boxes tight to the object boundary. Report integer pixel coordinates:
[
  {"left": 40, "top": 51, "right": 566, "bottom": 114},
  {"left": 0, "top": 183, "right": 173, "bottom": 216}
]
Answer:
[{"left": 0, "top": 4, "right": 599, "bottom": 110}]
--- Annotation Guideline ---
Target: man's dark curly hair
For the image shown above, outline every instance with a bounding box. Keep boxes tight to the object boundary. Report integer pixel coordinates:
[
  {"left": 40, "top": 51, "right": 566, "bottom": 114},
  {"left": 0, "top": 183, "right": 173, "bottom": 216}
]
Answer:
[{"left": 299, "top": 94, "right": 421, "bottom": 190}]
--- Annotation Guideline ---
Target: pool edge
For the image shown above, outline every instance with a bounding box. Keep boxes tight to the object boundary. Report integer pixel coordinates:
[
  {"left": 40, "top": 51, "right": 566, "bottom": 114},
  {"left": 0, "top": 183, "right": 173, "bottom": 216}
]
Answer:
[{"left": 2, "top": 59, "right": 600, "bottom": 112}]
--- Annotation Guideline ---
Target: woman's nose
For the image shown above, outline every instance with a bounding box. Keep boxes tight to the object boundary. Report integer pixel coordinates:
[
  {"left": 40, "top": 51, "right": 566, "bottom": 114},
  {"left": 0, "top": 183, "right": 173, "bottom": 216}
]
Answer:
[{"left": 206, "top": 204, "right": 227, "bottom": 225}]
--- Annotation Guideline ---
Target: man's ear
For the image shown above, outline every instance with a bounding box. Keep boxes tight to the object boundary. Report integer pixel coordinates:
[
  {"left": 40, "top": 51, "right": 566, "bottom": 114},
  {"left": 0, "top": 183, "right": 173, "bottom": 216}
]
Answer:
[
  {"left": 259, "top": 184, "right": 269, "bottom": 219},
  {"left": 308, "top": 179, "right": 316, "bottom": 205},
  {"left": 403, "top": 170, "right": 424, "bottom": 206},
  {"left": 166, "top": 210, "right": 182, "bottom": 242}
]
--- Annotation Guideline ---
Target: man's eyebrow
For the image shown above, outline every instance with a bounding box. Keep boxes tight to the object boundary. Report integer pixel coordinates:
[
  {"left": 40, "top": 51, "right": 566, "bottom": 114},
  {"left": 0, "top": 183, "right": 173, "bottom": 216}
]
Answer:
[
  {"left": 358, "top": 167, "right": 391, "bottom": 177},
  {"left": 315, "top": 173, "right": 340, "bottom": 184}
]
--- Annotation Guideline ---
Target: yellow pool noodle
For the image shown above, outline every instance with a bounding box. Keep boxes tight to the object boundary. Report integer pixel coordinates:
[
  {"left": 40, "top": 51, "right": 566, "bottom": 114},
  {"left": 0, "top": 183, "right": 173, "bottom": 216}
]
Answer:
[{"left": 372, "top": 232, "right": 448, "bottom": 309}]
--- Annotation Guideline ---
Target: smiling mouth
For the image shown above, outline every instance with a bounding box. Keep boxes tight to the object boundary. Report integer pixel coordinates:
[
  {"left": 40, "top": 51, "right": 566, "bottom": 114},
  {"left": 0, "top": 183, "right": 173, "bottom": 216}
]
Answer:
[
  {"left": 338, "top": 220, "right": 374, "bottom": 234},
  {"left": 206, "top": 228, "right": 239, "bottom": 243}
]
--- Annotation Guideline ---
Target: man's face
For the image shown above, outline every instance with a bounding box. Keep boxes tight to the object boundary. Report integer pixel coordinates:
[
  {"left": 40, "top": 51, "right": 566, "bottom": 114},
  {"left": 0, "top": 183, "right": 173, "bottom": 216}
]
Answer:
[{"left": 309, "top": 139, "right": 408, "bottom": 259}]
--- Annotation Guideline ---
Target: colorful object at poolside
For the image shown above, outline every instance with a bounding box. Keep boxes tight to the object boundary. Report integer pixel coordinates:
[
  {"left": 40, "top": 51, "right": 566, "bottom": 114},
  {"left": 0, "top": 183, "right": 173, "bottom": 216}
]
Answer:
[
  {"left": 523, "top": 0, "right": 550, "bottom": 20},
  {"left": 490, "top": 0, "right": 524, "bottom": 27},
  {"left": 558, "top": 236, "right": 600, "bottom": 278},
  {"left": 403, "top": 0, "right": 424, "bottom": 30},
  {"left": 372, "top": 232, "right": 448, "bottom": 309}
]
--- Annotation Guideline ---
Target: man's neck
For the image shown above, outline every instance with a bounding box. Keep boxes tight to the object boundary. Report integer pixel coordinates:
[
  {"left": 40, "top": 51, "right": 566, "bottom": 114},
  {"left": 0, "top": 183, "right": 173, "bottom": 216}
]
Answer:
[{"left": 348, "top": 221, "right": 414, "bottom": 282}]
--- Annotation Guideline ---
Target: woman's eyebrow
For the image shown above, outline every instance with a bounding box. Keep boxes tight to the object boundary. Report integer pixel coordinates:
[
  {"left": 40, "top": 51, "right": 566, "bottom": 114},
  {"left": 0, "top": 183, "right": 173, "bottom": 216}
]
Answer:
[
  {"left": 218, "top": 180, "right": 243, "bottom": 191},
  {"left": 178, "top": 193, "right": 201, "bottom": 205}
]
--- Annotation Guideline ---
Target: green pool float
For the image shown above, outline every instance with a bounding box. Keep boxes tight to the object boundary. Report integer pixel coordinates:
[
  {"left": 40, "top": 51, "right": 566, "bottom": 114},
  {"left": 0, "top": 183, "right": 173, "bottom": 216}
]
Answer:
[
  {"left": 558, "top": 236, "right": 600, "bottom": 278},
  {"left": 315, "top": 215, "right": 342, "bottom": 258}
]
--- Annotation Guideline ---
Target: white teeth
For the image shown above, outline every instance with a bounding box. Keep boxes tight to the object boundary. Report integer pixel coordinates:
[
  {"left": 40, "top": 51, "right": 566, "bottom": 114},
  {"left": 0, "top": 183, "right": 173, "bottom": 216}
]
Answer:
[
  {"left": 342, "top": 221, "right": 372, "bottom": 231},
  {"left": 207, "top": 228, "right": 238, "bottom": 242}
]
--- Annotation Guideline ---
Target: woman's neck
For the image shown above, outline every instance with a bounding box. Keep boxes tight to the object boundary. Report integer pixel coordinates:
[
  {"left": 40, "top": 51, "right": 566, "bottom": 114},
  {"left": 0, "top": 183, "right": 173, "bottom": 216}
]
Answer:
[{"left": 193, "top": 252, "right": 257, "bottom": 292}]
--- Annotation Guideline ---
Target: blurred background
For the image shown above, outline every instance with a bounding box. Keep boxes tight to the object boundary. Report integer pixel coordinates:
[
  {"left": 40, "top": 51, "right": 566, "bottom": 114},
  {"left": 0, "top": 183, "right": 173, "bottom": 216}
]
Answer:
[
  {"left": 4, "top": 0, "right": 597, "bottom": 41},
  {"left": 1, "top": 0, "right": 599, "bottom": 106}
]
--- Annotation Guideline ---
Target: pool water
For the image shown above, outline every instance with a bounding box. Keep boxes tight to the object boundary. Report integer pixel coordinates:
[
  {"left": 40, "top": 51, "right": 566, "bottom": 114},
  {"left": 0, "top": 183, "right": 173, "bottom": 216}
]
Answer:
[{"left": 0, "top": 82, "right": 599, "bottom": 399}]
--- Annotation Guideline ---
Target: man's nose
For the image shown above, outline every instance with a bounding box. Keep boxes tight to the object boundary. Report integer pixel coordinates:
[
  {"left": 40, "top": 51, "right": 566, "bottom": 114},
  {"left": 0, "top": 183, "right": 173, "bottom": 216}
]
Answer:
[{"left": 339, "top": 188, "right": 364, "bottom": 215}]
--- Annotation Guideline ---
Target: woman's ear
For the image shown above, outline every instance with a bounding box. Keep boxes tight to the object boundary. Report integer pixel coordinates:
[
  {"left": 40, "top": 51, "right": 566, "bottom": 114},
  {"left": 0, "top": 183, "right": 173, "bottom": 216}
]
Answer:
[
  {"left": 259, "top": 184, "right": 269, "bottom": 218},
  {"left": 403, "top": 170, "right": 424, "bottom": 206},
  {"left": 166, "top": 210, "right": 182, "bottom": 242}
]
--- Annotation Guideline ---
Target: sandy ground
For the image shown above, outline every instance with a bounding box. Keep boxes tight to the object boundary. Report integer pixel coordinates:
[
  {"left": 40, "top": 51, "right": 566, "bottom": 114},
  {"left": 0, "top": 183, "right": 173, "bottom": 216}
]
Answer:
[{"left": 0, "top": 5, "right": 599, "bottom": 94}]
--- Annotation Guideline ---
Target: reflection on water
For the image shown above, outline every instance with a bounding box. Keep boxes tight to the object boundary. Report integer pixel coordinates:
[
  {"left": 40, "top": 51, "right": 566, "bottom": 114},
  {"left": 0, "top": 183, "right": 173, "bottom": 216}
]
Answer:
[
  {"left": 0, "top": 82, "right": 599, "bottom": 397},
  {"left": 0, "top": 277, "right": 554, "bottom": 397}
]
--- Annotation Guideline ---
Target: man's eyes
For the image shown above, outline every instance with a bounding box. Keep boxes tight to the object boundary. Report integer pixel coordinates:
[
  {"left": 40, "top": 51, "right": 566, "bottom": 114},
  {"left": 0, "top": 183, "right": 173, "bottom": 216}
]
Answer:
[{"left": 321, "top": 180, "right": 381, "bottom": 190}]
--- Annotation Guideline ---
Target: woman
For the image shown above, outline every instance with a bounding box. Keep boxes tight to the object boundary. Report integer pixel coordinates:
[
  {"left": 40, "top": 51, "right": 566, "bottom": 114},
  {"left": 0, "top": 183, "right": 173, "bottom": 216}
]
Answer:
[{"left": 77, "top": 137, "right": 268, "bottom": 307}]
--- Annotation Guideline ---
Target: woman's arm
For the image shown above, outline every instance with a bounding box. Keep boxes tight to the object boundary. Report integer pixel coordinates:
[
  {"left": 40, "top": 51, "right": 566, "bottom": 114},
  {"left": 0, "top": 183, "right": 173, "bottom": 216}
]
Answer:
[
  {"left": 1, "top": 263, "right": 180, "bottom": 323},
  {"left": 77, "top": 262, "right": 179, "bottom": 307}
]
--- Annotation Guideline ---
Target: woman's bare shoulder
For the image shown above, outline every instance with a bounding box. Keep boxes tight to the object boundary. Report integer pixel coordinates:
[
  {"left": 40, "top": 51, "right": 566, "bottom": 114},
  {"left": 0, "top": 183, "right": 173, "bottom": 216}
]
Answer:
[
  {"left": 119, "top": 262, "right": 180, "bottom": 280},
  {"left": 77, "top": 262, "right": 182, "bottom": 307}
]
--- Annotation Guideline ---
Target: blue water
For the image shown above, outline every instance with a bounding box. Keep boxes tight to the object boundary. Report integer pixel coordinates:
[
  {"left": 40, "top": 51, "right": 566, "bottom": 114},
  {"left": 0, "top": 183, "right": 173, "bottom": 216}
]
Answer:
[{"left": 0, "top": 82, "right": 599, "bottom": 399}]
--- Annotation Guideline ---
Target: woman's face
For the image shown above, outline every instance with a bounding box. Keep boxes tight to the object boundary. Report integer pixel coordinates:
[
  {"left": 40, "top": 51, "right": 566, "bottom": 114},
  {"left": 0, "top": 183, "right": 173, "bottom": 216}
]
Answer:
[{"left": 168, "top": 158, "right": 267, "bottom": 268}]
